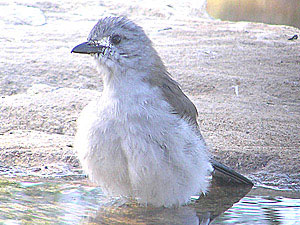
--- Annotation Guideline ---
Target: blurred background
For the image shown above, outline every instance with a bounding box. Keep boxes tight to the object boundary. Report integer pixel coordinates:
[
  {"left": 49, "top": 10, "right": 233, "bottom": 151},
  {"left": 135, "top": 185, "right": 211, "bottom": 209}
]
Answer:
[{"left": 207, "top": 0, "right": 300, "bottom": 29}]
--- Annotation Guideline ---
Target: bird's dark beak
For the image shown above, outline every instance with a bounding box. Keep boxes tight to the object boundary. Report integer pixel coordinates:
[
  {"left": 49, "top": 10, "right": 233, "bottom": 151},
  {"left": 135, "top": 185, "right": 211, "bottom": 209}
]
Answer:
[{"left": 71, "top": 42, "right": 103, "bottom": 54}]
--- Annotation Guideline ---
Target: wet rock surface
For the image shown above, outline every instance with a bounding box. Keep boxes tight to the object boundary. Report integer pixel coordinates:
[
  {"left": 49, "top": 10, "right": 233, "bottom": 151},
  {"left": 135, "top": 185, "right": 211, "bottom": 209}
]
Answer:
[{"left": 1, "top": 0, "right": 299, "bottom": 189}]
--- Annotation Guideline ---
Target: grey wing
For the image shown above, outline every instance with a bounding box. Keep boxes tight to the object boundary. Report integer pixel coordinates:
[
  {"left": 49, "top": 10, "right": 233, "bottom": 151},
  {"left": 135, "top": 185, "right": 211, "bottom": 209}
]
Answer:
[
  {"left": 151, "top": 72, "right": 253, "bottom": 186},
  {"left": 157, "top": 72, "right": 200, "bottom": 129}
]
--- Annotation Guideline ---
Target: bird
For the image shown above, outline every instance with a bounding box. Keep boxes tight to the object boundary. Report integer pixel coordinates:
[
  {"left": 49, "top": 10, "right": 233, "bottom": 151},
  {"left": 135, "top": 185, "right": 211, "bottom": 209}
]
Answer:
[{"left": 71, "top": 16, "right": 252, "bottom": 208}]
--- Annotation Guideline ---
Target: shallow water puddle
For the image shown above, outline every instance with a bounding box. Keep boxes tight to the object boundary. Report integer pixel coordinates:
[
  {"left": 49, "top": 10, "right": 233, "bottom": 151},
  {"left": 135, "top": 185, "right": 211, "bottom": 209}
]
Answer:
[
  {"left": 207, "top": 0, "right": 300, "bottom": 29},
  {"left": 0, "top": 178, "right": 299, "bottom": 224}
]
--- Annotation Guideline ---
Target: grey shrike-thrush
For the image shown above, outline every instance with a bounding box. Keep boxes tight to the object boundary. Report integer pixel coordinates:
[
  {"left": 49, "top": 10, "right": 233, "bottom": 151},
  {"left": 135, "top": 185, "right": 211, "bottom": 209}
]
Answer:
[{"left": 71, "top": 16, "right": 252, "bottom": 207}]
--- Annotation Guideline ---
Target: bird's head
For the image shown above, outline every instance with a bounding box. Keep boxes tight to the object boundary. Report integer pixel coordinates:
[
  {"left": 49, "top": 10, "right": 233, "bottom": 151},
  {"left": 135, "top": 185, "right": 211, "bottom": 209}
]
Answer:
[{"left": 71, "top": 17, "right": 164, "bottom": 77}]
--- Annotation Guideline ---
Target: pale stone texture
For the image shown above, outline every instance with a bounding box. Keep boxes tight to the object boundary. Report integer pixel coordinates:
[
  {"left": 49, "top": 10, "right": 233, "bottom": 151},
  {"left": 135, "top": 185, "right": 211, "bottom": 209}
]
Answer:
[{"left": 1, "top": 0, "right": 299, "bottom": 189}]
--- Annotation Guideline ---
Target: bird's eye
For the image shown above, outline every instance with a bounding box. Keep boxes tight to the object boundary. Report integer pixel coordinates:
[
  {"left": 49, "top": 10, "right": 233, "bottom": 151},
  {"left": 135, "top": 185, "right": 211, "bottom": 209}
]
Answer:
[{"left": 111, "top": 34, "right": 121, "bottom": 45}]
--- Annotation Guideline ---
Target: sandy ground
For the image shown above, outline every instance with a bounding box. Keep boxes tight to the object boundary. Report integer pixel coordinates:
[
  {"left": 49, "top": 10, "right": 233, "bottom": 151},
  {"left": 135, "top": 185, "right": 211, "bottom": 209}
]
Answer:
[{"left": 0, "top": 0, "right": 299, "bottom": 189}]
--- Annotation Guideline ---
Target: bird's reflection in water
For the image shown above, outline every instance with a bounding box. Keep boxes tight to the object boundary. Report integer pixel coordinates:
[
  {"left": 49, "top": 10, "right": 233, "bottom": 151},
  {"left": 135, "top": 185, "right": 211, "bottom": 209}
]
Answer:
[{"left": 82, "top": 179, "right": 253, "bottom": 225}]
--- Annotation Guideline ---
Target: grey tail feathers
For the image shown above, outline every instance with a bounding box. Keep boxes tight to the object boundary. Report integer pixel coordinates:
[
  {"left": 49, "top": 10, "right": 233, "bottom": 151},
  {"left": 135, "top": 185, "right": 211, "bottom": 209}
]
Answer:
[{"left": 210, "top": 159, "right": 253, "bottom": 186}]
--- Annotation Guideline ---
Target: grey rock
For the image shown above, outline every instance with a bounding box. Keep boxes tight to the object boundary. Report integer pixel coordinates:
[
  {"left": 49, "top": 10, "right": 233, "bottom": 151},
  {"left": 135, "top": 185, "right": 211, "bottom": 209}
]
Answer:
[{"left": 0, "top": 0, "right": 299, "bottom": 189}]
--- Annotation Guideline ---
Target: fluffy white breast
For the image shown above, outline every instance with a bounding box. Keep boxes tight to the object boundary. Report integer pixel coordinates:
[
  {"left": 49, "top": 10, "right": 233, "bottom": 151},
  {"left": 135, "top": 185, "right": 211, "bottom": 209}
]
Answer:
[{"left": 75, "top": 69, "right": 212, "bottom": 207}]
